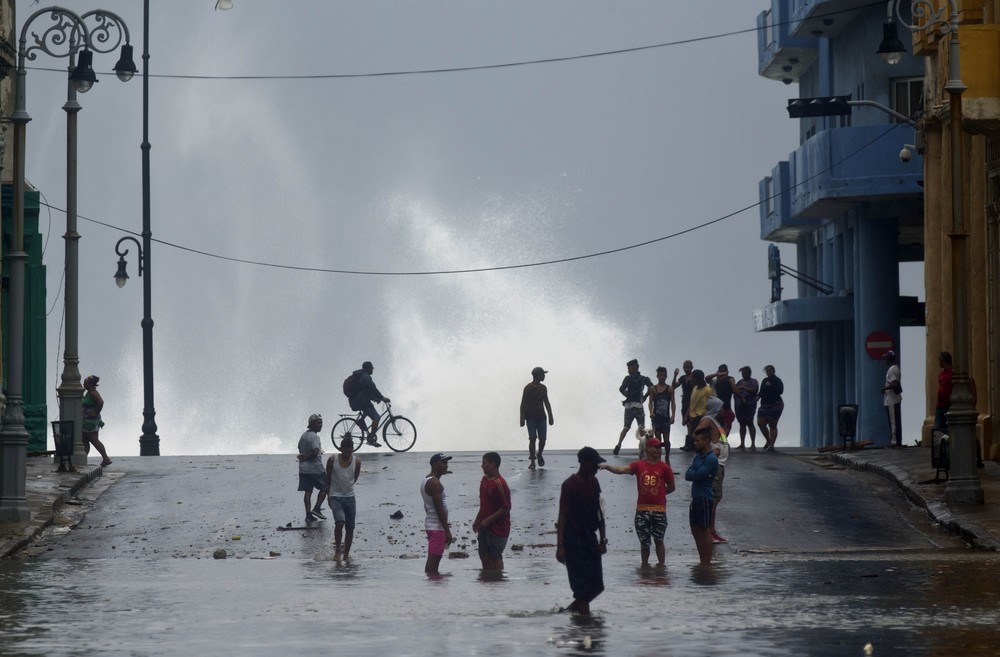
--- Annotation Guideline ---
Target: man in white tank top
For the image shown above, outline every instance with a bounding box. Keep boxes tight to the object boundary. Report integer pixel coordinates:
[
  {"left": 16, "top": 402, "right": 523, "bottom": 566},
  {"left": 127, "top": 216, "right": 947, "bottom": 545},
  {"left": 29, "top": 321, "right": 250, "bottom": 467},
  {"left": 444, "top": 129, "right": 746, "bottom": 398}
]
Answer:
[
  {"left": 326, "top": 436, "right": 362, "bottom": 560},
  {"left": 421, "top": 453, "right": 453, "bottom": 576}
]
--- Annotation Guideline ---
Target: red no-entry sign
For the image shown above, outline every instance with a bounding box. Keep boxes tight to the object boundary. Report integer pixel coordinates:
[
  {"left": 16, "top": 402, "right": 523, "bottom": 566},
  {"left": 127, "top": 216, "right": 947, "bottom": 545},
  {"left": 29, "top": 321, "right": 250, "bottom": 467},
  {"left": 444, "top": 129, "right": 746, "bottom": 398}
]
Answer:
[{"left": 865, "top": 331, "right": 894, "bottom": 359}]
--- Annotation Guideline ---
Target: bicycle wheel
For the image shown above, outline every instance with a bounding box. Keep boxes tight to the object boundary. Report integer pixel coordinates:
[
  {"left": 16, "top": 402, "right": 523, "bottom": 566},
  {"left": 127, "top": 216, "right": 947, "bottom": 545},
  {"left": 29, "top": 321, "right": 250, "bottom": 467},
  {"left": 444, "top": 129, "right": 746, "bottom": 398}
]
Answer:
[
  {"left": 382, "top": 415, "right": 417, "bottom": 452},
  {"left": 331, "top": 418, "right": 365, "bottom": 451}
]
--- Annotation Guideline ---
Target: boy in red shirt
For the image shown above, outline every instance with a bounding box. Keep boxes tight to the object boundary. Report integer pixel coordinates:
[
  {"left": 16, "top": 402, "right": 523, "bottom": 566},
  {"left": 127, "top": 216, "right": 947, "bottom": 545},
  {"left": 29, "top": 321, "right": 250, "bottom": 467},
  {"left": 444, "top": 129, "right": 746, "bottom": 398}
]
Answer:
[
  {"left": 599, "top": 438, "right": 676, "bottom": 566},
  {"left": 473, "top": 451, "right": 512, "bottom": 572}
]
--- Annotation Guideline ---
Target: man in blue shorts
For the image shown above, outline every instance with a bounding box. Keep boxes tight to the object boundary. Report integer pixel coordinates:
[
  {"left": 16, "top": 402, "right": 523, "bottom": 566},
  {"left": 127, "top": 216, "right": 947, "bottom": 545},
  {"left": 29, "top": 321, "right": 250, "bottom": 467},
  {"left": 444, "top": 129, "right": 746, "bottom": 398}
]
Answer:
[
  {"left": 326, "top": 435, "right": 362, "bottom": 560},
  {"left": 297, "top": 414, "right": 328, "bottom": 524},
  {"left": 685, "top": 426, "right": 718, "bottom": 567}
]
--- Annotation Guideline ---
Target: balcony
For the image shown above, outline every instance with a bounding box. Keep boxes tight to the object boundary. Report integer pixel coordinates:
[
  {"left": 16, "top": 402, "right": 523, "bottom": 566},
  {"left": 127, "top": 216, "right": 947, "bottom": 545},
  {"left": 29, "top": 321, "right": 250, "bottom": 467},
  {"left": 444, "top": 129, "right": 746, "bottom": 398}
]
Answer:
[
  {"left": 758, "top": 0, "right": 817, "bottom": 83},
  {"left": 788, "top": 0, "right": 878, "bottom": 39},
  {"left": 752, "top": 296, "right": 853, "bottom": 332},
  {"left": 760, "top": 125, "right": 924, "bottom": 241}
]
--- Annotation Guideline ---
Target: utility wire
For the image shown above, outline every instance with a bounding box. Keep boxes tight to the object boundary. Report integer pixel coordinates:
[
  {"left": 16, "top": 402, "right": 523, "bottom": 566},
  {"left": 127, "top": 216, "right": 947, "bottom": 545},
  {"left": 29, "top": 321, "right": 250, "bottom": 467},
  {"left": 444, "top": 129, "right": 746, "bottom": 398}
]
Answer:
[
  {"left": 25, "top": 1, "right": 884, "bottom": 81},
  {"left": 39, "top": 121, "right": 911, "bottom": 277}
]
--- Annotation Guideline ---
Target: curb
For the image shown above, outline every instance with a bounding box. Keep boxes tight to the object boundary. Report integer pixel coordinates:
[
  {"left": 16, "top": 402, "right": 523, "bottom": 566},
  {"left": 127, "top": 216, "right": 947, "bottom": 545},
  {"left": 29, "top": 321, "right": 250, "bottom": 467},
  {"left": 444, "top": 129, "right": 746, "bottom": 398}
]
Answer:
[
  {"left": 0, "top": 464, "right": 103, "bottom": 559},
  {"left": 830, "top": 452, "right": 999, "bottom": 551}
]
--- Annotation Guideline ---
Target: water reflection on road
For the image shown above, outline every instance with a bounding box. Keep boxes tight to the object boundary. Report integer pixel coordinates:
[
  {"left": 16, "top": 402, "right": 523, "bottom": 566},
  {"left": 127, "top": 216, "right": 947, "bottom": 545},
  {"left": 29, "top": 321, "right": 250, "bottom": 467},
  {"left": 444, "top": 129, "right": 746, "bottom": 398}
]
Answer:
[{"left": 2, "top": 551, "right": 997, "bottom": 656}]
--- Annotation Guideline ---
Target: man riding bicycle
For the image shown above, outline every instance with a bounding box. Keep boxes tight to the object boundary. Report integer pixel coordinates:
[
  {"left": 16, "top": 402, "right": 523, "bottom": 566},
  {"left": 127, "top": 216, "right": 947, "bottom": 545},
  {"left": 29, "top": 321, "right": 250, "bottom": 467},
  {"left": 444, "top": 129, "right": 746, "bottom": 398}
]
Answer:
[{"left": 348, "top": 361, "right": 391, "bottom": 447}]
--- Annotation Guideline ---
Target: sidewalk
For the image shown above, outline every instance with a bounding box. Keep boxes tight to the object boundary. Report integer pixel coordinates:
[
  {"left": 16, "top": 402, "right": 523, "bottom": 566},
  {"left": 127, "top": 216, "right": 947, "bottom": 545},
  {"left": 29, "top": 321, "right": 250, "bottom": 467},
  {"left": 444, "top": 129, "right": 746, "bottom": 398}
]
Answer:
[
  {"left": 0, "top": 457, "right": 103, "bottom": 558},
  {"left": 828, "top": 444, "right": 1000, "bottom": 551}
]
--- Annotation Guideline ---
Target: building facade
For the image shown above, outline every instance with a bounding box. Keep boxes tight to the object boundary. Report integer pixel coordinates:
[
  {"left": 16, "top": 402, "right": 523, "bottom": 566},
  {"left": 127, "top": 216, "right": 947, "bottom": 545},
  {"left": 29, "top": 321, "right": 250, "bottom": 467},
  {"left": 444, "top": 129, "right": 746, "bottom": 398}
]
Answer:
[
  {"left": 756, "top": 0, "right": 999, "bottom": 461},
  {"left": 753, "top": 0, "right": 925, "bottom": 447}
]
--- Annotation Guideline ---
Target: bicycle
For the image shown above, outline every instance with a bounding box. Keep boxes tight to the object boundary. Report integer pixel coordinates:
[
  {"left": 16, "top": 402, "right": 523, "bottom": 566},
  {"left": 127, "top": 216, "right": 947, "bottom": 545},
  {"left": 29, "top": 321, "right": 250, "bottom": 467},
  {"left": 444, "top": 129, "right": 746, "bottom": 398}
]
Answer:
[{"left": 330, "top": 401, "right": 417, "bottom": 452}]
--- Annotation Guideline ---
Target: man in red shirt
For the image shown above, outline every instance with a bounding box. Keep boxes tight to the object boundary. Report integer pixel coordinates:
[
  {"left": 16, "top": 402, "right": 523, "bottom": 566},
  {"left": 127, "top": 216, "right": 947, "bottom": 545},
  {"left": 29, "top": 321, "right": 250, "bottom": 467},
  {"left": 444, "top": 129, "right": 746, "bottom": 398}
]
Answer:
[
  {"left": 599, "top": 437, "right": 676, "bottom": 567},
  {"left": 473, "top": 451, "right": 512, "bottom": 573}
]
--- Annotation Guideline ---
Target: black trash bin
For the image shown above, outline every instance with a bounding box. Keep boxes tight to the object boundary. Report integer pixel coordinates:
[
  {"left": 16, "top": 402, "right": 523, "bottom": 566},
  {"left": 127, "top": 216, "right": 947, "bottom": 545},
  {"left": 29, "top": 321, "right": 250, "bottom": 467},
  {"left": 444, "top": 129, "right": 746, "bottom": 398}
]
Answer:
[
  {"left": 838, "top": 404, "right": 858, "bottom": 447},
  {"left": 931, "top": 430, "right": 949, "bottom": 481},
  {"left": 51, "top": 420, "right": 75, "bottom": 472}
]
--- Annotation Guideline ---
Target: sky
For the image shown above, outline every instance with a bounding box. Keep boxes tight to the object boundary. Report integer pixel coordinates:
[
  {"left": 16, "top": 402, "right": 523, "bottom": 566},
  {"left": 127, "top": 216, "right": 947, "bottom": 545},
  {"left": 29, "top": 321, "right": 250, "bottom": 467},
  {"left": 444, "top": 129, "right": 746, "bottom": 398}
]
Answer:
[{"left": 19, "top": 0, "right": 926, "bottom": 456}]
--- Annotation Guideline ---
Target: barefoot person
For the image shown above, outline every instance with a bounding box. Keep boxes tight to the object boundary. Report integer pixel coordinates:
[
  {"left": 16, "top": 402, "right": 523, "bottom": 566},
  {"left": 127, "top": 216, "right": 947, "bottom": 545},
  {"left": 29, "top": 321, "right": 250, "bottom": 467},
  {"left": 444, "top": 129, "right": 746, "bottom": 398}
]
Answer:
[
  {"left": 756, "top": 365, "right": 784, "bottom": 451},
  {"left": 647, "top": 366, "right": 676, "bottom": 460},
  {"left": 599, "top": 437, "right": 675, "bottom": 567},
  {"left": 326, "top": 435, "right": 362, "bottom": 560},
  {"left": 81, "top": 375, "right": 112, "bottom": 467},
  {"left": 473, "top": 452, "right": 511, "bottom": 572},
  {"left": 556, "top": 447, "right": 608, "bottom": 616},
  {"left": 421, "top": 453, "right": 453, "bottom": 576},
  {"left": 685, "top": 424, "right": 719, "bottom": 568}
]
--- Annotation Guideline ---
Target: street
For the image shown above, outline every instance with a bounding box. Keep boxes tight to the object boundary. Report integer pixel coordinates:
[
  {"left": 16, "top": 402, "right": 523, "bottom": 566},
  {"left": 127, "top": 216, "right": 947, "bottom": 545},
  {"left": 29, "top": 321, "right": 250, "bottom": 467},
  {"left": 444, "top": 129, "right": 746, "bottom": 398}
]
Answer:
[{"left": 2, "top": 449, "right": 997, "bottom": 656}]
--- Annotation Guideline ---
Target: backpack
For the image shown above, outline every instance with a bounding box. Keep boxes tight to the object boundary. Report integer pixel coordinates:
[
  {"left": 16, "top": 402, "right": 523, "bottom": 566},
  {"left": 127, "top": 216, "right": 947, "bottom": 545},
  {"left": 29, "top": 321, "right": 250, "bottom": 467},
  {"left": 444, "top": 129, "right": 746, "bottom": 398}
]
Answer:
[{"left": 343, "top": 371, "right": 362, "bottom": 399}]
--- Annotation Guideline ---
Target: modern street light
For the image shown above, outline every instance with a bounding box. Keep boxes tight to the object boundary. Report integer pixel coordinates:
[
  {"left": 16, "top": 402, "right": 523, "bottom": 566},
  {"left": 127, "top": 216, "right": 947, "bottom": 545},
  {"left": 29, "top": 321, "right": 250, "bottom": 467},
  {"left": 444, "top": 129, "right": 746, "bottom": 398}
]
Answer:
[
  {"left": 56, "top": 10, "right": 134, "bottom": 471},
  {"left": 878, "top": 0, "right": 983, "bottom": 504},
  {"left": 0, "top": 6, "right": 132, "bottom": 522},
  {"left": 110, "top": 0, "right": 161, "bottom": 456}
]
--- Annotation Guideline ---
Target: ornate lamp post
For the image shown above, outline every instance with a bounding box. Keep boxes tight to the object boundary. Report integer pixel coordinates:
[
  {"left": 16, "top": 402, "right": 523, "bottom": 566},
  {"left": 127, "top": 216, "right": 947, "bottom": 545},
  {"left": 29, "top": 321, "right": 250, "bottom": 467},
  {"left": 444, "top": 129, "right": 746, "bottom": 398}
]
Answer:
[
  {"left": 55, "top": 10, "right": 135, "bottom": 469},
  {"left": 0, "top": 6, "right": 132, "bottom": 521},
  {"left": 878, "top": 0, "right": 983, "bottom": 504}
]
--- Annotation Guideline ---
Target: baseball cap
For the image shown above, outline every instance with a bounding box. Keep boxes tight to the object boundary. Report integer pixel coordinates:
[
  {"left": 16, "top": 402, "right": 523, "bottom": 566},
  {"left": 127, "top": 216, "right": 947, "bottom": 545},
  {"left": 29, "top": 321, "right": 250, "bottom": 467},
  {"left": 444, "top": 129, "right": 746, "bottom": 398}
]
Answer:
[
  {"left": 577, "top": 446, "right": 606, "bottom": 464},
  {"left": 308, "top": 413, "right": 322, "bottom": 423},
  {"left": 645, "top": 437, "right": 662, "bottom": 449},
  {"left": 531, "top": 366, "right": 547, "bottom": 376},
  {"left": 430, "top": 453, "right": 453, "bottom": 466}
]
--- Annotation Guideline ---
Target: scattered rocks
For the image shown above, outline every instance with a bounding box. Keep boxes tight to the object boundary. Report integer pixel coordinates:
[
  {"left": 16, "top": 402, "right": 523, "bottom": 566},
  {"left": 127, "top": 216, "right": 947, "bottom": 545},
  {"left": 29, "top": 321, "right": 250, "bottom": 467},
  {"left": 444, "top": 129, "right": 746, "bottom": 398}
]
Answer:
[
  {"left": 389, "top": 510, "right": 404, "bottom": 519},
  {"left": 448, "top": 551, "right": 469, "bottom": 559},
  {"left": 213, "top": 548, "right": 227, "bottom": 559}
]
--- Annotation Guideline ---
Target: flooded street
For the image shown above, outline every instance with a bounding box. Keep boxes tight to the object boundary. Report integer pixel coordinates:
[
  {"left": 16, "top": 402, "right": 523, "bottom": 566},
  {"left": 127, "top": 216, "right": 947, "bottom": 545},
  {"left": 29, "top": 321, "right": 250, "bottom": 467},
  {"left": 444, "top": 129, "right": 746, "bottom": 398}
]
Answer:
[{"left": 2, "top": 451, "right": 998, "bottom": 656}]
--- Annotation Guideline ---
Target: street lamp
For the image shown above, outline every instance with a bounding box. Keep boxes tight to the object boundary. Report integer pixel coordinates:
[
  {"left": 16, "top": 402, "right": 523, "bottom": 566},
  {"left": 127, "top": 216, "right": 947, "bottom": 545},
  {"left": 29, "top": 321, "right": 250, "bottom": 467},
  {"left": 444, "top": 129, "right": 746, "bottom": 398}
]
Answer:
[
  {"left": 56, "top": 10, "right": 134, "bottom": 471},
  {"left": 111, "top": 0, "right": 161, "bottom": 456},
  {"left": 878, "top": 0, "right": 983, "bottom": 504},
  {"left": 0, "top": 6, "right": 132, "bottom": 522}
]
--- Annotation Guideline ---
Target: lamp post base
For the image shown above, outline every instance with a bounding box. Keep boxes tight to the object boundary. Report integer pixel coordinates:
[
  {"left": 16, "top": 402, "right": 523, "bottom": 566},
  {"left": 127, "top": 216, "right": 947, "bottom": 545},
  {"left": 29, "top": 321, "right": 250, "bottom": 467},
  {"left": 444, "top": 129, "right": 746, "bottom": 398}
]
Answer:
[{"left": 139, "top": 434, "right": 160, "bottom": 456}]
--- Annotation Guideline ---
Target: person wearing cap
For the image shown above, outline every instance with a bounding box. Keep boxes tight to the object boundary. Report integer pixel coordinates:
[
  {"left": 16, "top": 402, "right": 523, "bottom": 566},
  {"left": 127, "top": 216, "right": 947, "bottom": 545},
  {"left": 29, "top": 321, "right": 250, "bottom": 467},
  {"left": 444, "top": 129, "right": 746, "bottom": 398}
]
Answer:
[
  {"left": 473, "top": 452, "right": 512, "bottom": 573},
  {"left": 734, "top": 366, "right": 759, "bottom": 450},
  {"left": 756, "top": 365, "right": 784, "bottom": 451},
  {"left": 599, "top": 437, "right": 675, "bottom": 567},
  {"left": 614, "top": 359, "right": 653, "bottom": 456},
  {"left": 685, "top": 421, "right": 719, "bottom": 567},
  {"left": 297, "top": 414, "right": 328, "bottom": 523},
  {"left": 520, "top": 366, "right": 554, "bottom": 469},
  {"left": 880, "top": 351, "right": 903, "bottom": 448},
  {"left": 81, "top": 375, "right": 112, "bottom": 467},
  {"left": 348, "top": 361, "right": 391, "bottom": 447},
  {"left": 556, "top": 446, "right": 607, "bottom": 616},
  {"left": 706, "top": 364, "right": 737, "bottom": 435},
  {"left": 421, "top": 453, "right": 453, "bottom": 576}
]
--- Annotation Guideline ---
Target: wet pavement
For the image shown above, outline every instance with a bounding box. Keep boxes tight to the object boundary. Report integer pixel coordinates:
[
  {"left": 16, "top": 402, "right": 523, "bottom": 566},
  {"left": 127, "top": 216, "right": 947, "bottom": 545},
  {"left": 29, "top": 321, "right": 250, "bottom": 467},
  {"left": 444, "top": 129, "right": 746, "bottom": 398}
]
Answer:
[
  {"left": 5, "top": 445, "right": 997, "bottom": 559},
  {"left": 0, "top": 447, "right": 998, "bottom": 656}
]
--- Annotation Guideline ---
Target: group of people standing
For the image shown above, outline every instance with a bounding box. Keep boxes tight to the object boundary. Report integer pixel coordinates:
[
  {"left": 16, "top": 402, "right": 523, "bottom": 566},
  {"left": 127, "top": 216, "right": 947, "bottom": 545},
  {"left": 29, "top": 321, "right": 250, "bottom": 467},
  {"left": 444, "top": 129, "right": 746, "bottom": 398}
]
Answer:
[{"left": 611, "top": 359, "right": 785, "bottom": 457}]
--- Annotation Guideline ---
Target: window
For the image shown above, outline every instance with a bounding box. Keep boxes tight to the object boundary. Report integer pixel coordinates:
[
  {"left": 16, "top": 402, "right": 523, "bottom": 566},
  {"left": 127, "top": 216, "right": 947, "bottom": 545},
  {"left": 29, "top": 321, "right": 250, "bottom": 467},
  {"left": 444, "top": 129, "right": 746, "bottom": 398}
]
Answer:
[
  {"left": 763, "top": 9, "right": 773, "bottom": 48},
  {"left": 892, "top": 77, "right": 923, "bottom": 123},
  {"left": 765, "top": 176, "right": 775, "bottom": 216}
]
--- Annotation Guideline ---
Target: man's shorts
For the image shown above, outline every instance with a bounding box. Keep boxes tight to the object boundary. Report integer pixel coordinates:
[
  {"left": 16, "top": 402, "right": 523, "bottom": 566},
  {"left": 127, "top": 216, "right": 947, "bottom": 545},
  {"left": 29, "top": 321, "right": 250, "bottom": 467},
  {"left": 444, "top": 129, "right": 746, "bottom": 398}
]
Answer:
[
  {"left": 477, "top": 529, "right": 508, "bottom": 561},
  {"left": 712, "top": 464, "right": 726, "bottom": 499},
  {"left": 633, "top": 510, "right": 667, "bottom": 547},
  {"left": 525, "top": 418, "right": 548, "bottom": 443},
  {"left": 426, "top": 529, "right": 447, "bottom": 556},
  {"left": 689, "top": 496, "right": 712, "bottom": 528},
  {"left": 328, "top": 495, "right": 357, "bottom": 531},
  {"left": 758, "top": 403, "right": 784, "bottom": 422},
  {"left": 298, "top": 472, "right": 326, "bottom": 492},
  {"left": 651, "top": 415, "right": 671, "bottom": 433},
  {"left": 721, "top": 408, "right": 735, "bottom": 434},
  {"left": 623, "top": 406, "right": 646, "bottom": 429}
]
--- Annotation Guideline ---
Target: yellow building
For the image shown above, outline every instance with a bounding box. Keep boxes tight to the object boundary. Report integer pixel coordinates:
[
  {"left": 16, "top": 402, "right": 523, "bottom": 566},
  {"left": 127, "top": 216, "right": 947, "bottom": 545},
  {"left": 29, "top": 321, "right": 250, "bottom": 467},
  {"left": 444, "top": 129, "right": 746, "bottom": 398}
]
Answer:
[{"left": 919, "top": 0, "right": 1000, "bottom": 460}]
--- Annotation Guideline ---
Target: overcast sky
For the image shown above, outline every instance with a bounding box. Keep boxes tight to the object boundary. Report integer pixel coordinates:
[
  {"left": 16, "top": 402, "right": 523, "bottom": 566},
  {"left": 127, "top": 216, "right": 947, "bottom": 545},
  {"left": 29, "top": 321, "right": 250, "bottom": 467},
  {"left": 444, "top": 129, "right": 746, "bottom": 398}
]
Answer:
[{"left": 20, "top": 0, "right": 925, "bottom": 456}]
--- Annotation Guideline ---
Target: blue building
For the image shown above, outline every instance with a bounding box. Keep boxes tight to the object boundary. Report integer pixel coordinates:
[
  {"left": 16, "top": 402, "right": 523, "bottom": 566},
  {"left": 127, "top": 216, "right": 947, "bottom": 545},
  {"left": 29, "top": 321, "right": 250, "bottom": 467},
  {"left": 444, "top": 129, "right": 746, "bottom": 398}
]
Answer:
[{"left": 753, "top": 0, "right": 925, "bottom": 447}]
